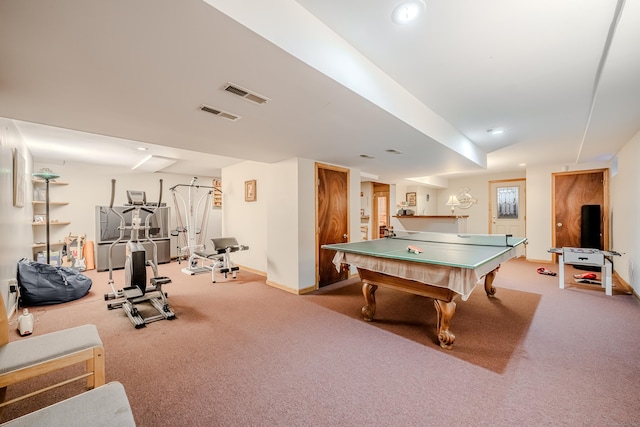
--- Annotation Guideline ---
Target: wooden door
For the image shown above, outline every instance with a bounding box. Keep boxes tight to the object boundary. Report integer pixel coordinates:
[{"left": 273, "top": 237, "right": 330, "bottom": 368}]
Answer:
[
  {"left": 316, "top": 163, "right": 349, "bottom": 287},
  {"left": 552, "top": 169, "right": 608, "bottom": 252}
]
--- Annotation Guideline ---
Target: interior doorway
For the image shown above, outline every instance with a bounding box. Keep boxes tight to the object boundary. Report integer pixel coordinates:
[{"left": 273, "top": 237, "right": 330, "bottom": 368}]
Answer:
[
  {"left": 316, "top": 163, "right": 350, "bottom": 287},
  {"left": 372, "top": 183, "right": 390, "bottom": 239}
]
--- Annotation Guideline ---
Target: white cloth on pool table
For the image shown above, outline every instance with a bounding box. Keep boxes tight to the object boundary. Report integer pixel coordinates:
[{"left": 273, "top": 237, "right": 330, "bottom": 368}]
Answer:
[{"left": 332, "top": 250, "right": 514, "bottom": 300}]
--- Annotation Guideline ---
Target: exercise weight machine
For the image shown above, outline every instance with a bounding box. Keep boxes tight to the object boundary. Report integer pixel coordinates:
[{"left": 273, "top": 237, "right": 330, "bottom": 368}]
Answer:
[
  {"left": 104, "top": 179, "right": 175, "bottom": 328},
  {"left": 171, "top": 177, "right": 216, "bottom": 275},
  {"left": 171, "top": 177, "right": 249, "bottom": 281}
]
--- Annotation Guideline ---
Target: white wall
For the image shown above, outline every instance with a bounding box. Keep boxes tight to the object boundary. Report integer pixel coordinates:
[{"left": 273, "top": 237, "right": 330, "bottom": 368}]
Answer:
[
  {"left": 391, "top": 172, "right": 527, "bottom": 235},
  {"left": 0, "top": 118, "right": 33, "bottom": 313},
  {"left": 33, "top": 161, "right": 222, "bottom": 259},
  {"left": 437, "top": 166, "right": 631, "bottom": 265},
  {"left": 394, "top": 183, "right": 439, "bottom": 216},
  {"left": 266, "top": 158, "right": 302, "bottom": 289},
  {"left": 222, "top": 160, "right": 269, "bottom": 274},
  {"left": 437, "top": 171, "right": 526, "bottom": 232},
  {"left": 610, "top": 130, "right": 640, "bottom": 291},
  {"left": 223, "top": 158, "right": 362, "bottom": 293},
  {"left": 297, "top": 158, "right": 319, "bottom": 290}
]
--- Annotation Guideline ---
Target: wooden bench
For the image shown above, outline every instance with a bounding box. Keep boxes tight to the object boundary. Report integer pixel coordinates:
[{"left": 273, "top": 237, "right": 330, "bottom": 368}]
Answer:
[
  {"left": 0, "top": 294, "right": 105, "bottom": 410},
  {"left": 0, "top": 381, "right": 135, "bottom": 426}
]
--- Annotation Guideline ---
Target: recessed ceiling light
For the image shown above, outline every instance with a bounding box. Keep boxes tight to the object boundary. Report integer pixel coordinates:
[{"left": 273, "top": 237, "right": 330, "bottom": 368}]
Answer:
[
  {"left": 137, "top": 147, "right": 148, "bottom": 151},
  {"left": 360, "top": 154, "right": 375, "bottom": 159},
  {"left": 386, "top": 149, "right": 403, "bottom": 154},
  {"left": 487, "top": 128, "right": 504, "bottom": 135},
  {"left": 392, "top": 0, "right": 426, "bottom": 25}
]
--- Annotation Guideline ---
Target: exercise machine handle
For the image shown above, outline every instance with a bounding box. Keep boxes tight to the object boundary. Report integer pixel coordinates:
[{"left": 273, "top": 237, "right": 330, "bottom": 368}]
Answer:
[
  {"left": 109, "top": 179, "right": 116, "bottom": 208},
  {"left": 158, "top": 179, "right": 163, "bottom": 207}
]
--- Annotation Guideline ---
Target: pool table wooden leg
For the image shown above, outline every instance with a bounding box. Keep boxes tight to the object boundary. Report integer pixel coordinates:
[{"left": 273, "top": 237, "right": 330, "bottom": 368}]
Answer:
[
  {"left": 361, "top": 283, "right": 378, "bottom": 321},
  {"left": 434, "top": 299, "right": 457, "bottom": 350},
  {"left": 484, "top": 268, "right": 498, "bottom": 297}
]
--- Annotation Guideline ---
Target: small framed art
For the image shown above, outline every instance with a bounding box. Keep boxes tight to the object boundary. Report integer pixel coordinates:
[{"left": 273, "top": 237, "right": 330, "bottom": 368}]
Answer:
[{"left": 245, "top": 179, "right": 257, "bottom": 202}]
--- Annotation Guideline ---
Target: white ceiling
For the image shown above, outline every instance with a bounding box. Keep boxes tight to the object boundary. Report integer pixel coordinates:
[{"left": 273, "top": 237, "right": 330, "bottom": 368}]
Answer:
[{"left": 1, "top": 0, "right": 638, "bottom": 184}]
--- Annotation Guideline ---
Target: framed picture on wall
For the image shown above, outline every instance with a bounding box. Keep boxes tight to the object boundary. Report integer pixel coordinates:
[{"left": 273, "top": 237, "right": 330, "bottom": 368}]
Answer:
[
  {"left": 406, "top": 192, "right": 416, "bottom": 206},
  {"left": 212, "top": 179, "right": 222, "bottom": 208},
  {"left": 245, "top": 179, "right": 257, "bottom": 202}
]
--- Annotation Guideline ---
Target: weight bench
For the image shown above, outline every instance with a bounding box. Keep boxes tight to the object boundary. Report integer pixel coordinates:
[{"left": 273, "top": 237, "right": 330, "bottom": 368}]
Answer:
[
  {"left": 0, "top": 295, "right": 104, "bottom": 411},
  {"left": 0, "top": 381, "right": 135, "bottom": 426},
  {"left": 192, "top": 237, "right": 249, "bottom": 283}
]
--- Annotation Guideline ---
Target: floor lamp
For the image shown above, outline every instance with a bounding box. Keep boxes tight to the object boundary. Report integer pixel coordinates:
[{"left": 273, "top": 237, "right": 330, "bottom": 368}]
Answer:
[{"left": 33, "top": 171, "right": 61, "bottom": 264}]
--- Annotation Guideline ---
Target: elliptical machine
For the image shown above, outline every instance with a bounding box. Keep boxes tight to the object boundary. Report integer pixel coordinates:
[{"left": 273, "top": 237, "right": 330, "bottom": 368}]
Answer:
[{"left": 104, "top": 179, "right": 175, "bottom": 328}]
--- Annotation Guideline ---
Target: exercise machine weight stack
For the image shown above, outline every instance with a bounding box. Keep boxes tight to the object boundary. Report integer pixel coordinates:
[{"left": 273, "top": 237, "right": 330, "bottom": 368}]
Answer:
[{"left": 104, "top": 179, "right": 175, "bottom": 328}]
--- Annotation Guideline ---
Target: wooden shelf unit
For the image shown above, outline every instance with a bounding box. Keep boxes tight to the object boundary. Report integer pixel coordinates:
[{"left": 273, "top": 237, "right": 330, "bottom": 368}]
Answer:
[
  {"left": 32, "top": 201, "right": 69, "bottom": 206},
  {"left": 31, "top": 179, "right": 70, "bottom": 262},
  {"left": 32, "top": 241, "right": 65, "bottom": 250}
]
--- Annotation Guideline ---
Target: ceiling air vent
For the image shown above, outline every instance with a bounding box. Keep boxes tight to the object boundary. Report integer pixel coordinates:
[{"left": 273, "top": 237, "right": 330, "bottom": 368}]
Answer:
[
  {"left": 199, "top": 105, "right": 241, "bottom": 121},
  {"left": 223, "top": 82, "right": 270, "bottom": 105}
]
